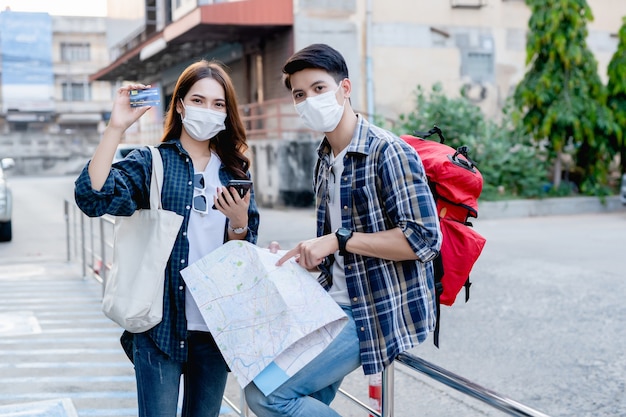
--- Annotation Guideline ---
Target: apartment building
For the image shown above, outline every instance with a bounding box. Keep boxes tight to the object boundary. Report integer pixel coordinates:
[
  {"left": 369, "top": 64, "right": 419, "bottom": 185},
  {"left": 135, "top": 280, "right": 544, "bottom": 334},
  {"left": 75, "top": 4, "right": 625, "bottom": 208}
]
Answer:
[
  {"left": 0, "top": 10, "right": 112, "bottom": 135},
  {"left": 0, "top": 10, "right": 112, "bottom": 174}
]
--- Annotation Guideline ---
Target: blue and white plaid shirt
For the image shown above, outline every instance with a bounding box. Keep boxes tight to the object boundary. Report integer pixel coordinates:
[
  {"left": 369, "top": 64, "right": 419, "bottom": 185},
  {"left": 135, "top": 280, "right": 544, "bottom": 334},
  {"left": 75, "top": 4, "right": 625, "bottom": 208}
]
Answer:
[
  {"left": 315, "top": 115, "right": 442, "bottom": 375},
  {"left": 74, "top": 140, "right": 260, "bottom": 362}
]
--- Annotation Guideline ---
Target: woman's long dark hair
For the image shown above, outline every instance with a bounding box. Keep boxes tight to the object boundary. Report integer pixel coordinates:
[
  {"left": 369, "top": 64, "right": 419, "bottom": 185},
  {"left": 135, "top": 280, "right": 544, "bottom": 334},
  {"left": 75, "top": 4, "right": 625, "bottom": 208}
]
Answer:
[{"left": 161, "top": 60, "right": 250, "bottom": 179}]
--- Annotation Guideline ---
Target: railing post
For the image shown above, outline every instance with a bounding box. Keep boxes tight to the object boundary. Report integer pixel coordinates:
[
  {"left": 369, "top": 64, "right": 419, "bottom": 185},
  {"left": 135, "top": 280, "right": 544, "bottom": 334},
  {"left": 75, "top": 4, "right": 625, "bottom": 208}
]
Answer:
[
  {"left": 80, "top": 213, "right": 87, "bottom": 279},
  {"left": 381, "top": 363, "right": 395, "bottom": 417},
  {"left": 239, "top": 387, "right": 249, "bottom": 417},
  {"left": 71, "top": 204, "right": 77, "bottom": 261},
  {"left": 99, "top": 218, "right": 107, "bottom": 294},
  {"left": 89, "top": 216, "right": 95, "bottom": 273},
  {"left": 64, "top": 200, "right": 70, "bottom": 262}
]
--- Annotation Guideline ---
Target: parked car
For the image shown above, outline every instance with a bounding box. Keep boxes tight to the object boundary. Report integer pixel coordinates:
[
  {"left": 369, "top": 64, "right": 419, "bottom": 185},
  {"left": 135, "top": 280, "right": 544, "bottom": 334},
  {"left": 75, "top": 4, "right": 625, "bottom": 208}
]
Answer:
[
  {"left": 619, "top": 174, "right": 626, "bottom": 204},
  {"left": 113, "top": 143, "right": 143, "bottom": 164},
  {"left": 0, "top": 157, "right": 15, "bottom": 242}
]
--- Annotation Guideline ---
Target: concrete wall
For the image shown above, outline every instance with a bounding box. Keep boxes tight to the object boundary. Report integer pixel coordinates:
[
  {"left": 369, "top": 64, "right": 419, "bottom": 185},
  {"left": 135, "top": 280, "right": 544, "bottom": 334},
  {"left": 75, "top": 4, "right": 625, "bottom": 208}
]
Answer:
[
  {"left": 248, "top": 137, "right": 318, "bottom": 208},
  {"left": 292, "top": 0, "right": 626, "bottom": 121}
]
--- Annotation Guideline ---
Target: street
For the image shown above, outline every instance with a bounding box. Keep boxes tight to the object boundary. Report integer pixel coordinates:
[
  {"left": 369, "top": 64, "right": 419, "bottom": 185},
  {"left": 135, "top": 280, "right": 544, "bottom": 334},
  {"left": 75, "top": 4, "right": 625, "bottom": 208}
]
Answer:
[{"left": 0, "top": 174, "right": 625, "bottom": 416}]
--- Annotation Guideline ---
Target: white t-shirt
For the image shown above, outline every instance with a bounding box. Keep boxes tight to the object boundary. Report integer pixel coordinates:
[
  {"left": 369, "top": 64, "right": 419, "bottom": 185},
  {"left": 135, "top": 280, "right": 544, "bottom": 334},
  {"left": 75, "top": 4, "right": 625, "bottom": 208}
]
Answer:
[
  {"left": 326, "top": 146, "right": 351, "bottom": 306},
  {"left": 185, "top": 152, "right": 227, "bottom": 331}
]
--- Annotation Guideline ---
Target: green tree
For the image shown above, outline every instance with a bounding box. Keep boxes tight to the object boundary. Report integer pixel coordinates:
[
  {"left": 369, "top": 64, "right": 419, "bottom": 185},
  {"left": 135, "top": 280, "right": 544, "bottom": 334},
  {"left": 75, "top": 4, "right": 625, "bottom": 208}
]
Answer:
[
  {"left": 396, "top": 83, "right": 486, "bottom": 151},
  {"left": 397, "top": 83, "right": 550, "bottom": 200},
  {"left": 514, "top": 0, "right": 617, "bottom": 194},
  {"left": 607, "top": 16, "right": 626, "bottom": 175}
]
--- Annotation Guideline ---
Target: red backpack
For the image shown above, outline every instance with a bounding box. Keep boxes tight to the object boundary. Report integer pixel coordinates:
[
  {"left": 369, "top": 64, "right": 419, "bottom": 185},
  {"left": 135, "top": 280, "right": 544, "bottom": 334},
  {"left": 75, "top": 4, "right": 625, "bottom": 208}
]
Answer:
[{"left": 401, "top": 127, "right": 486, "bottom": 346}]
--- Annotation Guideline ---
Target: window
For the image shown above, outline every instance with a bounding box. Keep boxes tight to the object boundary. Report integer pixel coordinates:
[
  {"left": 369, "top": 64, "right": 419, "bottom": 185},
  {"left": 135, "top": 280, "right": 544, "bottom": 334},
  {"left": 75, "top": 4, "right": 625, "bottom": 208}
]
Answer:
[
  {"left": 462, "top": 51, "right": 494, "bottom": 83},
  {"left": 62, "top": 82, "right": 91, "bottom": 102},
  {"left": 60, "top": 43, "right": 90, "bottom": 62}
]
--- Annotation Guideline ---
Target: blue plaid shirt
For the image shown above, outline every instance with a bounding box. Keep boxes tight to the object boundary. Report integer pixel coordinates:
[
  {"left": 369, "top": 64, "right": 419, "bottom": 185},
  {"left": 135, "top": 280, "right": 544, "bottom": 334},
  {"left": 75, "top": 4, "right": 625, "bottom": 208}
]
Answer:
[
  {"left": 74, "top": 140, "right": 260, "bottom": 362},
  {"left": 316, "top": 115, "right": 442, "bottom": 375}
]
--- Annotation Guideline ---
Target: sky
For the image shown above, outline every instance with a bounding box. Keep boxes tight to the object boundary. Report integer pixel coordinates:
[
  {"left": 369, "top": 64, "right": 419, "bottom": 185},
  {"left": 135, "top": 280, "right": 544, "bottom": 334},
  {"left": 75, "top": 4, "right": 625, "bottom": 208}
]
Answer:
[{"left": 3, "top": 0, "right": 107, "bottom": 16}]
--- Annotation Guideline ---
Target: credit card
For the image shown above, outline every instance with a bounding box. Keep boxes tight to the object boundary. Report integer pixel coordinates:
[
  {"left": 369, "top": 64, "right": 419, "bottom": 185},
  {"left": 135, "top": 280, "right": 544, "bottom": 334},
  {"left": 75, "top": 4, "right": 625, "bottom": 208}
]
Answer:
[{"left": 129, "top": 88, "right": 161, "bottom": 107}]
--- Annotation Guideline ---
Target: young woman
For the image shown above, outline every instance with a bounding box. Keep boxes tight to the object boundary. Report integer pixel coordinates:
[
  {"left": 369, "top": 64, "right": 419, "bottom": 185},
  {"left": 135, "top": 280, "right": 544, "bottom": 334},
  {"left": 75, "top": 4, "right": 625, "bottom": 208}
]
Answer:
[{"left": 75, "top": 60, "right": 260, "bottom": 417}]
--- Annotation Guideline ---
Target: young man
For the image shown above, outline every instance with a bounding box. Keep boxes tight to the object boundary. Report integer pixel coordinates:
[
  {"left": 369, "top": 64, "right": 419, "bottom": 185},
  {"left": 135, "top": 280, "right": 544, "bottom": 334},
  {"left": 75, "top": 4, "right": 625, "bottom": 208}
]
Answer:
[{"left": 244, "top": 43, "right": 442, "bottom": 417}]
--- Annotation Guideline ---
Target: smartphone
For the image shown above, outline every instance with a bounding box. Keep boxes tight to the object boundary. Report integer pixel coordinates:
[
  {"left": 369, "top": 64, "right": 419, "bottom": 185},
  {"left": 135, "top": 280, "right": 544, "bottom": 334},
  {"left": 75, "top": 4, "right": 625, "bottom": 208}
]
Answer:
[
  {"left": 129, "top": 87, "right": 161, "bottom": 107},
  {"left": 226, "top": 179, "right": 253, "bottom": 198},
  {"left": 212, "top": 179, "right": 253, "bottom": 209}
]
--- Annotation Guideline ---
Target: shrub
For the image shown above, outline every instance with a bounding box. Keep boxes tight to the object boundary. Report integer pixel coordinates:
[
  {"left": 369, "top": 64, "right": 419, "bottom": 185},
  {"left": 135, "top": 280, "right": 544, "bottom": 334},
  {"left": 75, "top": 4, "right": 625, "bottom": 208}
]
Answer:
[{"left": 395, "top": 84, "right": 550, "bottom": 200}]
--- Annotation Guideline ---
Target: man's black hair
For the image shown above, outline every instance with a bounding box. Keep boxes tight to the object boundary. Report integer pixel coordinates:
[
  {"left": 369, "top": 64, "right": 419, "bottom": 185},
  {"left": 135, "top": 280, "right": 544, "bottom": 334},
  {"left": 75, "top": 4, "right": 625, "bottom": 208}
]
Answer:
[{"left": 282, "top": 43, "right": 349, "bottom": 90}]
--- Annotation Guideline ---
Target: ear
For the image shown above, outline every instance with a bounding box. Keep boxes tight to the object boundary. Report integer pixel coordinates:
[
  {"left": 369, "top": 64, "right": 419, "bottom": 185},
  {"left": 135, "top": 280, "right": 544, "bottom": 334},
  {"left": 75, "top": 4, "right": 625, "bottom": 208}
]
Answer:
[
  {"left": 341, "top": 78, "right": 352, "bottom": 99},
  {"left": 175, "top": 98, "right": 183, "bottom": 116}
]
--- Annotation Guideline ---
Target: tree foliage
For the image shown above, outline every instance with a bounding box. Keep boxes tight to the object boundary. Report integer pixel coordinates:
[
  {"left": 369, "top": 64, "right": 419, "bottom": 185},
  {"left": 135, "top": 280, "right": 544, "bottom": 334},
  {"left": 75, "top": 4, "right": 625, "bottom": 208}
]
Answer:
[
  {"left": 396, "top": 84, "right": 550, "bottom": 200},
  {"left": 607, "top": 16, "right": 626, "bottom": 174},
  {"left": 514, "top": 0, "right": 618, "bottom": 195}
]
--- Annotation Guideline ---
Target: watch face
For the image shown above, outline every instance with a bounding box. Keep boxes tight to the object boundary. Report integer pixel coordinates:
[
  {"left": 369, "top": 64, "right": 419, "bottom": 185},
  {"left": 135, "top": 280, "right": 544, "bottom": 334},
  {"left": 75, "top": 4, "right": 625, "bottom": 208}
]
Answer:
[{"left": 337, "top": 228, "right": 352, "bottom": 238}]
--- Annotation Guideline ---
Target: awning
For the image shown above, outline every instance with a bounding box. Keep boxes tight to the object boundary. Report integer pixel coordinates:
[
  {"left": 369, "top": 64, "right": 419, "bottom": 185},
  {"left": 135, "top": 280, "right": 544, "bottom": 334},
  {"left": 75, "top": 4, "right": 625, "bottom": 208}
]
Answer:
[{"left": 90, "top": 0, "right": 293, "bottom": 82}]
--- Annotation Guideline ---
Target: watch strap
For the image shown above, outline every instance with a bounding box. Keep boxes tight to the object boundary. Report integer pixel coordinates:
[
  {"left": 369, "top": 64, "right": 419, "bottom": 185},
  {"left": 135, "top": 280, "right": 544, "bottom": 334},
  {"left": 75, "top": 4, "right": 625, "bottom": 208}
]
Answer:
[{"left": 228, "top": 223, "right": 248, "bottom": 234}]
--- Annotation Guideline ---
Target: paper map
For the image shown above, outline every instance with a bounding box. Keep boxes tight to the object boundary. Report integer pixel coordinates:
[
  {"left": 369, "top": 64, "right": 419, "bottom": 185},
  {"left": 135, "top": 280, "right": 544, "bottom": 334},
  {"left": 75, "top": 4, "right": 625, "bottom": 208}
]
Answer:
[{"left": 180, "top": 240, "right": 348, "bottom": 395}]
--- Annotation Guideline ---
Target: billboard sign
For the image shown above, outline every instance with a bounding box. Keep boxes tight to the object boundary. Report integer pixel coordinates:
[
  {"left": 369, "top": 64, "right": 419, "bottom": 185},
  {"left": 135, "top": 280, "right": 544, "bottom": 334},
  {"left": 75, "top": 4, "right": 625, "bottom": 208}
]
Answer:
[{"left": 0, "top": 11, "right": 54, "bottom": 113}]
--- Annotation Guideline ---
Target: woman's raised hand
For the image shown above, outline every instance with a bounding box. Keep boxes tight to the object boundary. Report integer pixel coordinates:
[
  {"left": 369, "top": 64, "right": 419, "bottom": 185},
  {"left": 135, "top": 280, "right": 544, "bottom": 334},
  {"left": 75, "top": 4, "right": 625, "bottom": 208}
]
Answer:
[{"left": 109, "top": 84, "right": 153, "bottom": 131}]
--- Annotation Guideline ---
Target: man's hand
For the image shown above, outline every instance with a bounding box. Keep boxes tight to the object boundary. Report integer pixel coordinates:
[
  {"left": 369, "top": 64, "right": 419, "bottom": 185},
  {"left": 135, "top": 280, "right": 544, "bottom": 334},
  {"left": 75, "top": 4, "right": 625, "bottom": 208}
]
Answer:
[{"left": 276, "top": 234, "right": 338, "bottom": 269}]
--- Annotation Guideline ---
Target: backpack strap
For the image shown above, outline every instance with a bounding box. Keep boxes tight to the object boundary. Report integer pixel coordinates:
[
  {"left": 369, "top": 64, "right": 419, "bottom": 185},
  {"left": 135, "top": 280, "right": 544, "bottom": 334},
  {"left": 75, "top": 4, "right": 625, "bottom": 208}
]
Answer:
[
  {"left": 413, "top": 125, "right": 446, "bottom": 143},
  {"left": 432, "top": 253, "right": 444, "bottom": 348},
  {"left": 464, "top": 277, "right": 472, "bottom": 302}
]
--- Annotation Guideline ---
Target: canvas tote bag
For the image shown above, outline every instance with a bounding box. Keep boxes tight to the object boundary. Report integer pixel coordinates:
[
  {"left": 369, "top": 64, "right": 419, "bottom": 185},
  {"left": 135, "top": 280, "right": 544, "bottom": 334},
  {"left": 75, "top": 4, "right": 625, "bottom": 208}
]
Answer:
[{"left": 102, "top": 146, "right": 183, "bottom": 333}]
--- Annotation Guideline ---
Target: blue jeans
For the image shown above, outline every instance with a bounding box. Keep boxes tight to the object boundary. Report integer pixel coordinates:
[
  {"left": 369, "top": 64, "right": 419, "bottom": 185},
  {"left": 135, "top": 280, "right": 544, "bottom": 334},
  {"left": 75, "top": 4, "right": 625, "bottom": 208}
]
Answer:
[
  {"left": 244, "top": 305, "right": 361, "bottom": 417},
  {"left": 133, "top": 331, "right": 229, "bottom": 417}
]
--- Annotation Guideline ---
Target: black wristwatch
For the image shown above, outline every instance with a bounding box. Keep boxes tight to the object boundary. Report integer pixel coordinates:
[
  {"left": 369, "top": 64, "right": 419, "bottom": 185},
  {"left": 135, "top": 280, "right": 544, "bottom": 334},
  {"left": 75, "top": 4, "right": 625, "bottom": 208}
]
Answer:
[{"left": 335, "top": 227, "right": 353, "bottom": 257}]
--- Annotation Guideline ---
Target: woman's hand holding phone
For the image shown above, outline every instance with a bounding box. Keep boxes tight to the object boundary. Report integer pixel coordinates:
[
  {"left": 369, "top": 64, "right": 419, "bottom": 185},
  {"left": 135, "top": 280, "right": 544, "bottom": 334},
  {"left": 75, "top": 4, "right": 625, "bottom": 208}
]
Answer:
[{"left": 212, "top": 180, "right": 252, "bottom": 232}]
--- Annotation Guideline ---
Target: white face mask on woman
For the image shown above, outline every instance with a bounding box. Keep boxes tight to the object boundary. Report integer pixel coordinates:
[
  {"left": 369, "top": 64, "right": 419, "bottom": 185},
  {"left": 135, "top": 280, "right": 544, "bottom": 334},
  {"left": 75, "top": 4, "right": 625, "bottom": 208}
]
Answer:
[
  {"left": 181, "top": 100, "right": 227, "bottom": 141},
  {"left": 295, "top": 83, "right": 345, "bottom": 133}
]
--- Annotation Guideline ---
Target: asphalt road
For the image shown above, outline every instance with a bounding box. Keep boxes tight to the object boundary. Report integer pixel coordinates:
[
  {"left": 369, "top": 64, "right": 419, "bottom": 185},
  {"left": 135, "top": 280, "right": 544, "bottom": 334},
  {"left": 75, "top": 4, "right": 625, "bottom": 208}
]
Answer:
[{"left": 1, "top": 174, "right": 625, "bottom": 416}]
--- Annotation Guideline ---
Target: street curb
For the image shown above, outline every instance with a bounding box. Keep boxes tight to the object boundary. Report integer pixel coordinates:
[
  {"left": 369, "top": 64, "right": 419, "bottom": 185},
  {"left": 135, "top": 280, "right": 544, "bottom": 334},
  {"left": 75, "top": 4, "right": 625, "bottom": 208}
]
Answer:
[{"left": 478, "top": 195, "right": 625, "bottom": 220}]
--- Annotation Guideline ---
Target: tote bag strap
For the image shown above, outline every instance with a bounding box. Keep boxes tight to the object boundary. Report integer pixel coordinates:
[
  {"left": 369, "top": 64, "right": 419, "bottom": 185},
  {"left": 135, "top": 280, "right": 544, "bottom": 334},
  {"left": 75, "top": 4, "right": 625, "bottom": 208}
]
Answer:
[{"left": 148, "top": 146, "right": 164, "bottom": 209}]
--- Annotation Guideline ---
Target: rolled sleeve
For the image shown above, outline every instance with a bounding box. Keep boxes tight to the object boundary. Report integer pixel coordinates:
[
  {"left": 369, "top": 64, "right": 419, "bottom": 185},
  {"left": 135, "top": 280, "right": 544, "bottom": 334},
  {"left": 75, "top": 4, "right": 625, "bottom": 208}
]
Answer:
[
  {"left": 381, "top": 140, "right": 442, "bottom": 262},
  {"left": 74, "top": 149, "right": 151, "bottom": 218}
]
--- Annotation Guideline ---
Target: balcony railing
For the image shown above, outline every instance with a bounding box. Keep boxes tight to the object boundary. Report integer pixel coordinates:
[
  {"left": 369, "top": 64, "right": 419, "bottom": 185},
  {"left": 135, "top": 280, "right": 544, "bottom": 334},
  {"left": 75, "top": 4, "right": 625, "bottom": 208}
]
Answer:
[{"left": 239, "top": 97, "right": 318, "bottom": 141}]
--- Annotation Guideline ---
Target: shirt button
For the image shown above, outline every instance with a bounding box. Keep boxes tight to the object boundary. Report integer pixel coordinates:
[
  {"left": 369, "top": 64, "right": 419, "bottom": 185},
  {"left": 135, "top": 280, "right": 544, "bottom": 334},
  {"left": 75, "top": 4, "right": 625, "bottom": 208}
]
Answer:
[
  {"left": 188, "top": 181, "right": 192, "bottom": 186},
  {"left": 179, "top": 286, "right": 184, "bottom": 291},
  {"left": 186, "top": 205, "right": 191, "bottom": 210},
  {"left": 343, "top": 205, "right": 348, "bottom": 210},
  {"left": 360, "top": 327, "right": 365, "bottom": 332},
  {"left": 180, "top": 341, "right": 185, "bottom": 348},
  {"left": 181, "top": 259, "right": 186, "bottom": 264},
  {"left": 352, "top": 297, "right": 358, "bottom": 302},
  {"left": 186, "top": 158, "right": 190, "bottom": 162},
  {"left": 182, "top": 232, "right": 187, "bottom": 236},
  {"left": 347, "top": 265, "right": 352, "bottom": 270}
]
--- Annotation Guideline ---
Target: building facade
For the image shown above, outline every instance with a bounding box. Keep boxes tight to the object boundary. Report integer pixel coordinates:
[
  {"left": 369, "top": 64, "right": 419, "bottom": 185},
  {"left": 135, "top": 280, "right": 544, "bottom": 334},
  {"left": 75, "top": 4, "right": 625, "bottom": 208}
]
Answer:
[
  {"left": 94, "top": 0, "right": 625, "bottom": 122},
  {"left": 89, "top": 0, "right": 625, "bottom": 206},
  {"left": 0, "top": 10, "right": 113, "bottom": 174}
]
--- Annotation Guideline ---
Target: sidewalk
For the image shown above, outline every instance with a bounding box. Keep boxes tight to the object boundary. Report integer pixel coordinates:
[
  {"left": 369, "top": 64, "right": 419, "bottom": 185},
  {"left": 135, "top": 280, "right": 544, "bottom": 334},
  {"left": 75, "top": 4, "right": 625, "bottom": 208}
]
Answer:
[
  {"left": 1, "top": 178, "right": 624, "bottom": 416},
  {"left": 0, "top": 262, "right": 138, "bottom": 416},
  {"left": 0, "top": 258, "right": 501, "bottom": 417}
]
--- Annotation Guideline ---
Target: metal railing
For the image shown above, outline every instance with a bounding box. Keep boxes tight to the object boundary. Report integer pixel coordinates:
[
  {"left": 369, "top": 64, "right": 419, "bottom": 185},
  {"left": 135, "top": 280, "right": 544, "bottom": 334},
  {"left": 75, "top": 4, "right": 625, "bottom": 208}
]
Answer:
[{"left": 64, "top": 199, "right": 551, "bottom": 417}]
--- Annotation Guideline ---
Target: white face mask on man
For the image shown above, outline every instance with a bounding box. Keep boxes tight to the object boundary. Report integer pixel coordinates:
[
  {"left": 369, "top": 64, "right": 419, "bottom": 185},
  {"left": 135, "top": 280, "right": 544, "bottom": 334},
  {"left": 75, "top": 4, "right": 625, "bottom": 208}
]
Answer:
[
  {"left": 181, "top": 100, "right": 227, "bottom": 141},
  {"left": 295, "top": 82, "right": 345, "bottom": 133}
]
